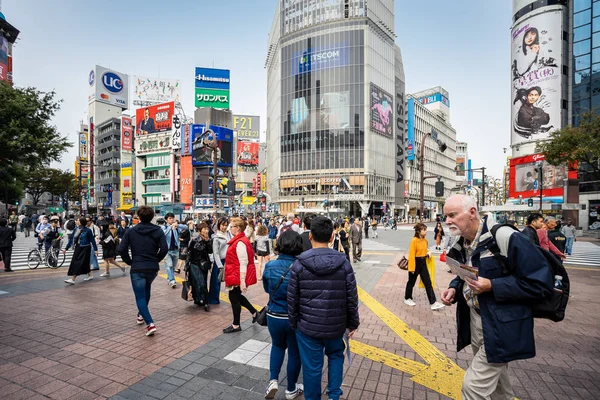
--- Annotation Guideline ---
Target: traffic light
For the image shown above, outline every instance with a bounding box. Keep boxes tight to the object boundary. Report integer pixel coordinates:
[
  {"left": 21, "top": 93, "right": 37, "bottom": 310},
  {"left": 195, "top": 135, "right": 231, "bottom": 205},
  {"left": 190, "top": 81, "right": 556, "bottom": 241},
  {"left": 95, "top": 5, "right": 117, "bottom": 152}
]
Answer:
[
  {"left": 435, "top": 181, "right": 444, "bottom": 197},
  {"left": 527, "top": 198, "right": 534, "bottom": 207},
  {"left": 227, "top": 179, "right": 236, "bottom": 196}
]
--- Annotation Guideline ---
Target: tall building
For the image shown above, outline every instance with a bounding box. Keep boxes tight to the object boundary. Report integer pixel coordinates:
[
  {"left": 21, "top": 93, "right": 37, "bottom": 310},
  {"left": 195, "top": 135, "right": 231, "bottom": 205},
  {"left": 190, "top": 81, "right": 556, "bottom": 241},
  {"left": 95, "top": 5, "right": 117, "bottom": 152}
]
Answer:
[
  {"left": 95, "top": 118, "right": 122, "bottom": 209},
  {"left": 265, "top": 0, "right": 407, "bottom": 217},
  {"left": 456, "top": 141, "right": 468, "bottom": 187},
  {"left": 0, "top": 10, "right": 19, "bottom": 84},
  {"left": 570, "top": 0, "right": 600, "bottom": 228}
]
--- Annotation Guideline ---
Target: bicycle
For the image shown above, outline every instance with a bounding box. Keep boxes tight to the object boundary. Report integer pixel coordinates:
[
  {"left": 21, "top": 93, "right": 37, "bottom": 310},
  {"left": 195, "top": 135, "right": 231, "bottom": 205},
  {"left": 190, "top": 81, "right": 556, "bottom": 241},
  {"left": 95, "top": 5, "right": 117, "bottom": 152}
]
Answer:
[{"left": 27, "top": 238, "right": 66, "bottom": 269}]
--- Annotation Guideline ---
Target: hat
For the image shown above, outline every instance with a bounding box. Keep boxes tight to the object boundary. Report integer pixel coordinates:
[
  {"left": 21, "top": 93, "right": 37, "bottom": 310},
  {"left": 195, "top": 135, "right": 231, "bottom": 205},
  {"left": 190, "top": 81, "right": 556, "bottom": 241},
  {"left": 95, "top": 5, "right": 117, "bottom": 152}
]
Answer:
[{"left": 50, "top": 217, "right": 59, "bottom": 222}]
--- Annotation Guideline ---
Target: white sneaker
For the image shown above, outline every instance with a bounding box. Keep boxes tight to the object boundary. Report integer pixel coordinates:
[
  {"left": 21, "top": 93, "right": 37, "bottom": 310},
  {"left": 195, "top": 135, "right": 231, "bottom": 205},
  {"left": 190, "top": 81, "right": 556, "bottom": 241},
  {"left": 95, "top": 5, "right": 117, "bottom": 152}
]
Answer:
[
  {"left": 64, "top": 279, "right": 75, "bottom": 285},
  {"left": 431, "top": 301, "right": 445, "bottom": 310},
  {"left": 404, "top": 298, "right": 416, "bottom": 306},
  {"left": 285, "top": 383, "right": 304, "bottom": 400},
  {"left": 100, "top": 272, "right": 110, "bottom": 277},
  {"left": 84, "top": 276, "right": 93, "bottom": 281},
  {"left": 265, "top": 379, "right": 278, "bottom": 399},
  {"left": 120, "top": 266, "right": 127, "bottom": 275},
  {"left": 169, "top": 281, "right": 176, "bottom": 289}
]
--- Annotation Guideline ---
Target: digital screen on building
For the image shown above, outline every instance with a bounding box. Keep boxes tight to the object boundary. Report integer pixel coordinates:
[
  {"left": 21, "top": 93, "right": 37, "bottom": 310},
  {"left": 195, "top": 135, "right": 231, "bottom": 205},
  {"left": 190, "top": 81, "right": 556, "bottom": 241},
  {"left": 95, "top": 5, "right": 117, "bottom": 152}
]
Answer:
[
  {"left": 190, "top": 124, "right": 234, "bottom": 167},
  {"left": 509, "top": 153, "right": 576, "bottom": 202},
  {"left": 370, "top": 83, "right": 393, "bottom": 138},
  {"left": 292, "top": 45, "right": 349, "bottom": 76}
]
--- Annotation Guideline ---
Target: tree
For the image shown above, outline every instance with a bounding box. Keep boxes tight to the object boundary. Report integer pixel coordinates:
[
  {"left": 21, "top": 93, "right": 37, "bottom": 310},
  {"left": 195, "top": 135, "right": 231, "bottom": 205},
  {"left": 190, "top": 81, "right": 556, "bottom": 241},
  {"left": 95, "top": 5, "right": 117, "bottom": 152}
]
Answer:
[
  {"left": 0, "top": 81, "right": 72, "bottom": 170},
  {"left": 23, "top": 169, "right": 52, "bottom": 206},
  {"left": 540, "top": 112, "right": 600, "bottom": 172}
]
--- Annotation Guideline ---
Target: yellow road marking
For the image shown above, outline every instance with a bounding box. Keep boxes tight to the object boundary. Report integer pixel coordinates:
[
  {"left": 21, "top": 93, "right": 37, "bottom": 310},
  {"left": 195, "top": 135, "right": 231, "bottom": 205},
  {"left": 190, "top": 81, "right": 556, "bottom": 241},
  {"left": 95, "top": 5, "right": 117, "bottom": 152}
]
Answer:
[
  {"left": 564, "top": 265, "right": 600, "bottom": 271},
  {"left": 349, "top": 340, "right": 427, "bottom": 376}
]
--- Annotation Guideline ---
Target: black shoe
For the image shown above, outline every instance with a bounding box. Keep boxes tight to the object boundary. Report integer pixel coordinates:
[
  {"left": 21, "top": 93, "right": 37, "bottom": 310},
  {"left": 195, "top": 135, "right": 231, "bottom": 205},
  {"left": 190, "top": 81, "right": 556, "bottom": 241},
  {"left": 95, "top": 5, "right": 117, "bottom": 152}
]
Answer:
[
  {"left": 252, "top": 313, "right": 258, "bottom": 323},
  {"left": 223, "top": 325, "right": 241, "bottom": 333},
  {"left": 204, "top": 304, "right": 210, "bottom": 312},
  {"left": 4, "top": 268, "right": 13, "bottom": 272}
]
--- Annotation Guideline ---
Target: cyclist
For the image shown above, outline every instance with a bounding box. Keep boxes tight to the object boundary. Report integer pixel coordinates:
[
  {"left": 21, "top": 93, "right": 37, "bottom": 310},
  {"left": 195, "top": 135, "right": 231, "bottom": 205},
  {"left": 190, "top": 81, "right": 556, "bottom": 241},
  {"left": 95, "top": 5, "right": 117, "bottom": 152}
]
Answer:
[
  {"left": 35, "top": 217, "right": 51, "bottom": 251},
  {"left": 40, "top": 216, "right": 64, "bottom": 254}
]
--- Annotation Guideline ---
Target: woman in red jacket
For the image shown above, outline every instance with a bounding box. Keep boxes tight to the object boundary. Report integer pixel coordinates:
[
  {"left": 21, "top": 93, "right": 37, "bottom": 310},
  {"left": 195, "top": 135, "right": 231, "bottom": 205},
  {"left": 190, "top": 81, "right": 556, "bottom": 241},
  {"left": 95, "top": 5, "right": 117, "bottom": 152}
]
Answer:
[{"left": 223, "top": 217, "right": 258, "bottom": 333}]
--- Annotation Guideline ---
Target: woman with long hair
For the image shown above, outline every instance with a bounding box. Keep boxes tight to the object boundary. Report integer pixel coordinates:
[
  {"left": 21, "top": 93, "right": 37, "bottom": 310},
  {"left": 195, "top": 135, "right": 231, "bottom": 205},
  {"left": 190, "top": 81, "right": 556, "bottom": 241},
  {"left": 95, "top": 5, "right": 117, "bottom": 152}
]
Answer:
[
  {"left": 263, "top": 231, "right": 304, "bottom": 399},
  {"left": 223, "top": 217, "right": 258, "bottom": 333},
  {"left": 433, "top": 222, "right": 445, "bottom": 251},
  {"left": 404, "top": 223, "right": 445, "bottom": 310},
  {"left": 209, "top": 217, "right": 229, "bottom": 305},
  {"left": 63, "top": 217, "right": 97, "bottom": 285},
  {"left": 100, "top": 222, "right": 126, "bottom": 277},
  {"left": 188, "top": 222, "right": 213, "bottom": 311},
  {"left": 254, "top": 224, "right": 270, "bottom": 280}
]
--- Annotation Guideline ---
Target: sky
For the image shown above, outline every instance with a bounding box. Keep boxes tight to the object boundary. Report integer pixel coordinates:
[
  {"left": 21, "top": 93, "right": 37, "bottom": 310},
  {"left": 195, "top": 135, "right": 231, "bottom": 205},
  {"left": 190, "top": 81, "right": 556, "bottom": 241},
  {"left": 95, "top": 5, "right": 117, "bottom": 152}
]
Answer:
[{"left": 3, "top": 0, "right": 512, "bottom": 178}]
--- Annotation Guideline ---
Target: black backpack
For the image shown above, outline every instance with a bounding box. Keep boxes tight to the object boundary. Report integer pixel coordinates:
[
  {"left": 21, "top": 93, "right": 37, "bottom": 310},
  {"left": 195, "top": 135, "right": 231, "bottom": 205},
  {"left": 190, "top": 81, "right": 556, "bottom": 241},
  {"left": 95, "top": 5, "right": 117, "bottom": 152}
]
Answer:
[{"left": 490, "top": 223, "right": 569, "bottom": 322}]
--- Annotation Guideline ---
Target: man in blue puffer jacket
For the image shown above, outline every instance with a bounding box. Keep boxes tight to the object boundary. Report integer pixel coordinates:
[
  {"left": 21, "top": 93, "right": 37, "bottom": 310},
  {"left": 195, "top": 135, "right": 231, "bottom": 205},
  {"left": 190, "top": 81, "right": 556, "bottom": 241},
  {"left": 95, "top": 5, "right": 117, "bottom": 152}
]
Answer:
[{"left": 287, "top": 216, "right": 360, "bottom": 400}]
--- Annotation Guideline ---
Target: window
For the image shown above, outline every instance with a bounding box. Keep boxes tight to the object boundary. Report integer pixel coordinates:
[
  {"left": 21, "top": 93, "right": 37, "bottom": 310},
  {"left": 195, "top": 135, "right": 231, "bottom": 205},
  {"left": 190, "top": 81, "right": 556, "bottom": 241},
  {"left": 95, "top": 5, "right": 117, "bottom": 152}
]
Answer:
[
  {"left": 574, "top": 39, "right": 591, "bottom": 56},
  {"left": 593, "top": 47, "right": 600, "bottom": 63},
  {"left": 575, "top": 70, "right": 590, "bottom": 84},
  {"left": 575, "top": 0, "right": 592, "bottom": 13},
  {"left": 575, "top": 9, "right": 592, "bottom": 27},
  {"left": 594, "top": 16, "right": 600, "bottom": 32},
  {"left": 575, "top": 24, "right": 592, "bottom": 42},
  {"left": 575, "top": 54, "right": 592, "bottom": 70}
]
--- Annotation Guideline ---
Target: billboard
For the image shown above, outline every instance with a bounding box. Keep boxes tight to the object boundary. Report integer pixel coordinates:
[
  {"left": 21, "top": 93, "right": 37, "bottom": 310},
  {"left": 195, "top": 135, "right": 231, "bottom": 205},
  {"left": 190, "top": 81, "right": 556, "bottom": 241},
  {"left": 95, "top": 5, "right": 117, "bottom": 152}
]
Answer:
[
  {"left": 509, "top": 153, "right": 576, "bottom": 202},
  {"left": 135, "top": 101, "right": 174, "bottom": 136},
  {"left": 195, "top": 88, "right": 230, "bottom": 109},
  {"left": 370, "top": 83, "right": 393, "bottom": 138},
  {"left": 319, "top": 91, "right": 350, "bottom": 130},
  {"left": 120, "top": 166, "right": 133, "bottom": 209},
  {"left": 417, "top": 93, "right": 450, "bottom": 107},
  {"left": 88, "top": 65, "right": 129, "bottom": 109},
  {"left": 135, "top": 133, "right": 171, "bottom": 156},
  {"left": 0, "top": 37, "right": 7, "bottom": 82},
  {"left": 195, "top": 67, "right": 230, "bottom": 90},
  {"left": 511, "top": 9, "right": 562, "bottom": 145},
  {"left": 456, "top": 156, "right": 466, "bottom": 176},
  {"left": 121, "top": 116, "right": 133, "bottom": 151},
  {"left": 180, "top": 156, "right": 193, "bottom": 205},
  {"left": 133, "top": 76, "right": 180, "bottom": 103},
  {"left": 237, "top": 141, "right": 259, "bottom": 166},
  {"left": 79, "top": 131, "right": 88, "bottom": 162},
  {"left": 292, "top": 44, "right": 349, "bottom": 76},
  {"left": 190, "top": 124, "right": 234, "bottom": 167},
  {"left": 233, "top": 115, "right": 260, "bottom": 139},
  {"left": 407, "top": 98, "right": 415, "bottom": 160}
]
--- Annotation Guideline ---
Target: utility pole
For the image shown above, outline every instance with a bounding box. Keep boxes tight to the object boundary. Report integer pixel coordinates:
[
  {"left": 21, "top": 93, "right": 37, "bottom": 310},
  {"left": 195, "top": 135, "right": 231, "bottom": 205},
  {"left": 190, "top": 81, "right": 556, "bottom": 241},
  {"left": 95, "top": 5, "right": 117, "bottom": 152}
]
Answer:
[{"left": 419, "top": 130, "right": 447, "bottom": 221}]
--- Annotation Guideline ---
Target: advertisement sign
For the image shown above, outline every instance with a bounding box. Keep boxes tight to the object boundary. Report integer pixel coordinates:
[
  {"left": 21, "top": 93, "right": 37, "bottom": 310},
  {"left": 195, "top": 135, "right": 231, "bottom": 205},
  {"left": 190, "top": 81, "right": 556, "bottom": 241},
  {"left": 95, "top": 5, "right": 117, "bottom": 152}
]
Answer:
[
  {"left": 79, "top": 132, "right": 88, "bottom": 162},
  {"left": 237, "top": 141, "right": 259, "bottom": 166},
  {"left": 121, "top": 116, "right": 133, "bottom": 152},
  {"left": 511, "top": 9, "right": 562, "bottom": 145},
  {"left": 190, "top": 124, "right": 234, "bottom": 167},
  {"left": 120, "top": 166, "right": 133, "bottom": 209},
  {"left": 417, "top": 93, "right": 450, "bottom": 107},
  {"left": 133, "top": 76, "right": 180, "bottom": 103},
  {"left": 370, "top": 83, "right": 393, "bottom": 138},
  {"left": 292, "top": 44, "right": 349, "bottom": 76},
  {"left": 88, "top": 65, "right": 129, "bottom": 109},
  {"left": 509, "top": 153, "right": 576, "bottom": 202},
  {"left": 135, "top": 133, "right": 171, "bottom": 155},
  {"left": 182, "top": 124, "right": 192, "bottom": 156},
  {"left": 456, "top": 156, "right": 466, "bottom": 176},
  {"left": 0, "top": 37, "right": 7, "bottom": 82},
  {"left": 194, "top": 67, "right": 230, "bottom": 90},
  {"left": 233, "top": 115, "right": 260, "bottom": 139},
  {"left": 180, "top": 156, "right": 193, "bottom": 205},
  {"left": 319, "top": 91, "right": 350, "bottom": 130},
  {"left": 172, "top": 114, "right": 181, "bottom": 151},
  {"left": 135, "top": 101, "right": 174, "bottom": 136},
  {"left": 407, "top": 98, "right": 415, "bottom": 160},
  {"left": 195, "top": 88, "right": 230, "bottom": 109}
]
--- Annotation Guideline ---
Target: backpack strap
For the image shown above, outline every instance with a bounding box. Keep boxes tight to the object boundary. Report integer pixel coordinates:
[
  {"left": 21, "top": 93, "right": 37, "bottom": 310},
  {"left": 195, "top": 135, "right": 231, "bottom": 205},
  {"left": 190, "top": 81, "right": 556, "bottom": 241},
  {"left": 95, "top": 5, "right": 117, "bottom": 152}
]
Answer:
[{"left": 489, "top": 224, "right": 520, "bottom": 275}]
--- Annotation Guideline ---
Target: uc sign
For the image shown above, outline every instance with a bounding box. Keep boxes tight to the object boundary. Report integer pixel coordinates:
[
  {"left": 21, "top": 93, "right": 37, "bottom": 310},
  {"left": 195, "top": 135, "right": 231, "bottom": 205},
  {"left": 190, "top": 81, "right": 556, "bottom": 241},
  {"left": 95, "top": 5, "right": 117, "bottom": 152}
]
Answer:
[{"left": 102, "top": 72, "right": 124, "bottom": 93}]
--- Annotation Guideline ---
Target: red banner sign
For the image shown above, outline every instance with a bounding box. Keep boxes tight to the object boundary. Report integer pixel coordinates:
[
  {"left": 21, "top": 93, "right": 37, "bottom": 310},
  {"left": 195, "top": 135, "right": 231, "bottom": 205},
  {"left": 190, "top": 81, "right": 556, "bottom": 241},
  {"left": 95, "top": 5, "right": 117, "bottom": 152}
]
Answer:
[
  {"left": 135, "top": 101, "right": 174, "bottom": 136},
  {"left": 237, "top": 141, "right": 259, "bottom": 166},
  {"left": 121, "top": 116, "right": 133, "bottom": 151}
]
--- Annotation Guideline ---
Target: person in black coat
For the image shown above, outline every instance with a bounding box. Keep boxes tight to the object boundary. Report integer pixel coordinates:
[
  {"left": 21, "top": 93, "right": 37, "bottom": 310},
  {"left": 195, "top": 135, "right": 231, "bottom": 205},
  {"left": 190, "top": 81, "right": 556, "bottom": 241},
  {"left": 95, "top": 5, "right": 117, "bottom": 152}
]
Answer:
[
  {"left": 299, "top": 213, "right": 315, "bottom": 252},
  {"left": 187, "top": 222, "right": 213, "bottom": 311},
  {"left": 522, "top": 213, "right": 543, "bottom": 246},
  {"left": 0, "top": 218, "right": 17, "bottom": 271},
  {"left": 287, "top": 216, "right": 359, "bottom": 400}
]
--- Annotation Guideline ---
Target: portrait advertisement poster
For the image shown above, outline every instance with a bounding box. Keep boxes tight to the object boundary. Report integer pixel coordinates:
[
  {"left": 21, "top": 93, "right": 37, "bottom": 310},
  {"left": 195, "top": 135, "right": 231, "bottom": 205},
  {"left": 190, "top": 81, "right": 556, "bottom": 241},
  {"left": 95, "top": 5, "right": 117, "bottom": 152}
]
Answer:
[
  {"left": 509, "top": 153, "right": 576, "bottom": 202},
  {"left": 79, "top": 132, "right": 88, "bottom": 161},
  {"left": 190, "top": 124, "right": 234, "bottom": 167},
  {"left": 370, "top": 83, "right": 393, "bottom": 137},
  {"left": 121, "top": 116, "right": 133, "bottom": 151},
  {"left": 511, "top": 9, "right": 562, "bottom": 146},
  {"left": 133, "top": 76, "right": 180, "bottom": 103},
  {"left": 237, "top": 141, "right": 259, "bottom": 166},
  {"left": 135, "top": 101, "right": 174, "bottom": 136},
  {"left": 0, "top": 37, "right": 7, "bottom": 81},
  {"left": 456, "top": 156, "right": 466, "bottom": 176}
]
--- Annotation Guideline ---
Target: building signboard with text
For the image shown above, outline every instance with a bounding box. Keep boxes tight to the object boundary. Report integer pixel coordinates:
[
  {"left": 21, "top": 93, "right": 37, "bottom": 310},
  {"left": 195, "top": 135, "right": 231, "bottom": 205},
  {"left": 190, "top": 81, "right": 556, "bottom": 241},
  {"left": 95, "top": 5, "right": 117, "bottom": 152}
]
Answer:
[
  {"left": 233, "top": 115, "right": 260, "bottom": 139},
  {"left": 135, "top": 101, "right": 174, "bottom": 136},
  {"left": 88, "top": 65, "right": 129, "bottom": 109},
  {"left": 121, "top": 116, "right": 133, "bottom": 151},
  {"left": 195, "top": 88, "right": 230, "bottom": 109},
  {"left": 133, "top": 76, "right": 180, "bottom": 103}
]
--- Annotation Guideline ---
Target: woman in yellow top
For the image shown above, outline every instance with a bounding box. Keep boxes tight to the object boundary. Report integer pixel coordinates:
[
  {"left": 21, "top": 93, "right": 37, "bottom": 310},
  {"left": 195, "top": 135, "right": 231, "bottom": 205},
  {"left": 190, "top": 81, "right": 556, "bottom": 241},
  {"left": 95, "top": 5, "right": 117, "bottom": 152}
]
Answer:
[{"left": 404, "top": 223, "right": 445, "bottom": 310}]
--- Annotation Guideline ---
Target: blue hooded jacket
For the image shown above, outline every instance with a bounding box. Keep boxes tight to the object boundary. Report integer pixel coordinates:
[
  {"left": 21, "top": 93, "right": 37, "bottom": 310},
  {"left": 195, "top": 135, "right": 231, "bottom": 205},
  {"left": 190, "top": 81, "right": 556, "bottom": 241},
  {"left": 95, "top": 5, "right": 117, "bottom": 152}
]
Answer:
[
  {"left": 263, "top": 254, "right": 296, "bottom": 315},
  {"left": 119, "top": 223, "right": 168, "bottom": 273},
  {"left": 287, "top": 247, "right": 360, "bottom": 339}
]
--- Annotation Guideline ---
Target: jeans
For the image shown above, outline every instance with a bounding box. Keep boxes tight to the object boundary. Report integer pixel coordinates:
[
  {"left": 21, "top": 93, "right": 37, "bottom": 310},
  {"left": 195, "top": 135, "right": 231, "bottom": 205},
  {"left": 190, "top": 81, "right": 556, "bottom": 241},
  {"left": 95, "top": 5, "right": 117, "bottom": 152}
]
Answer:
[
  {"left": 228, "top": 286, "right": 257, "bottom": 326},
  {"left": 565, "top": 237, "right": 574, "bottom": 255},
  {"left": 208, "top": 260, "right": 223, "bottom": 304},
  {"left": 296, "top": 330, "right": 345, "bottom": 400},
  {"left": 130, "top": 271, "right": 157, "bottom": 325},
  {"left": 267, "top": 315, "right": 301, "bottom": 392},
  {"left": 164, "top": 249, "right": 179, "bottom": 282},
  {"left": 90, "top": 249, "right": 100, "bottom": 270},
  {"left": 405, "top": 257, "right": 436, "bottom": 304}
]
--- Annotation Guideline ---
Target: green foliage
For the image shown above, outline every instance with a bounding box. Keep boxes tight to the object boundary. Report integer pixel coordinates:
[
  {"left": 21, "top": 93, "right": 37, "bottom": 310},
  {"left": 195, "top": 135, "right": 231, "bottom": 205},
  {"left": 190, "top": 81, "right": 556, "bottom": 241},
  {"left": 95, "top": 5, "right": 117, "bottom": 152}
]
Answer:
[
  {"left": 540, "top": 112, "right": 600, "bottom": 172},
  {"left": 0, "top": 81, "right": 72, "bottom": 170},
  {"left": 24, "top": 168, "right": 76, "bottom": 205}
]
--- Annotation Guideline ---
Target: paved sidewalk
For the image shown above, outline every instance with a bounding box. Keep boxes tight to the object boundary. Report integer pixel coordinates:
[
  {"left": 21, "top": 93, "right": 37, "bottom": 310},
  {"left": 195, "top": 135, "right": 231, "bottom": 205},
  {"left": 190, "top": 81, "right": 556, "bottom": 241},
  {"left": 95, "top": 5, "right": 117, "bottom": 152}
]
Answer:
[{"left": 0, "top": 253, "right": 599, "bottom": 399}]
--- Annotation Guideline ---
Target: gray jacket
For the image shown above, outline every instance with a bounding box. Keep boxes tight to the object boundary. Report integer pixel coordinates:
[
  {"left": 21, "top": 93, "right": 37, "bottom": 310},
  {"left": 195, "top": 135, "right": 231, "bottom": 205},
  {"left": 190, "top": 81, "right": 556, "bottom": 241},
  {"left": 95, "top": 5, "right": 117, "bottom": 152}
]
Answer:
[
  {"left": 561, "top": 225, "right": 576, "bottom": 238},
  {"left": 350, "top": 224, "right": 362, "bottom": 244}
]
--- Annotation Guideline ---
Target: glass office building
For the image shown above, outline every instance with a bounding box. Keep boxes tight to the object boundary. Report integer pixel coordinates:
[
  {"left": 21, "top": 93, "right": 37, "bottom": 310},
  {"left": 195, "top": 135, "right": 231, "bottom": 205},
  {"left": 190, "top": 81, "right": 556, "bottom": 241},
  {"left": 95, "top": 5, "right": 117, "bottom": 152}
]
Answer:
[{"left": 266, "top": 0, "right": 407, "bottom": 217}]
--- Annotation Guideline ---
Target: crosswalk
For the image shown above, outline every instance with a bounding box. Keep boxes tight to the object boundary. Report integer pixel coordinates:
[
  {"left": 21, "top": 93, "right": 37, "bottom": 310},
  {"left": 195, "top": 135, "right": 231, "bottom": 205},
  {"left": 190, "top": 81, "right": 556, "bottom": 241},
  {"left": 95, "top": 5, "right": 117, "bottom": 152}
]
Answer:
[{"left": 564, "top": 241, "right": 600, "bottom": 268}]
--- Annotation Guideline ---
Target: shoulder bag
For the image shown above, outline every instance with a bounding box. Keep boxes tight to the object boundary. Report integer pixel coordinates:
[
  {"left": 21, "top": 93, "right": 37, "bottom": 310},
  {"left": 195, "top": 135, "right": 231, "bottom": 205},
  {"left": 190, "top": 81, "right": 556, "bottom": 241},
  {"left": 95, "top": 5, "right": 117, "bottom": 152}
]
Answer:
[
  {"left": 393, "top": 253, "right": 409, "bottom": 270},
  {"left": 255, "top": 265, "right": 293, "bottom": 327}
]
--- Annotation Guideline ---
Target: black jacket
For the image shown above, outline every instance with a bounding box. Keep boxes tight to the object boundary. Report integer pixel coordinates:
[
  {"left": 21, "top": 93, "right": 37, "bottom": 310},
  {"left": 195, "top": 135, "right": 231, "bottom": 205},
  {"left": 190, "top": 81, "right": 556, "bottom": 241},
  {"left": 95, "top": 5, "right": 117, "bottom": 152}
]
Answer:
[
  {"left": 119, "top": 223, "right": 168, "bottom": 273},
  {"left": 287, "top": 247, "right": 360, "bottom": 339},
  {"left": 188, "top": 237, "right": 212, "bottom": 267},
  {"left": 0, "top": 226, "right": 16, "bottom": 248},
  {"left": 521, "top": 226, "right": 540, "bottom": 246},
  {"left": 548, "top": 228, "right": 567, "bottom": 254},
  {"left": 300, "top": 231, "right": 312, "bottom": 252}
]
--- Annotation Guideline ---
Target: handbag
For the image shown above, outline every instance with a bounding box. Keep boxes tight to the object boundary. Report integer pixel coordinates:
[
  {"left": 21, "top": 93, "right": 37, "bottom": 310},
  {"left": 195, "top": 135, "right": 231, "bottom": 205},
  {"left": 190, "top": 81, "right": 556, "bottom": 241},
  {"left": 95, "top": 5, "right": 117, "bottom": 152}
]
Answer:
[
  {"left": 440, "top": 250, "right": 447, "bottom": 262},
  {"left": 256, "top": 265, "right": 294, "bottom": 327},
  {"left": 199, "top": 260, "right": 212, "bottom": 273},
  {"left": 393, "top": 253, "right": 408, "bottom": 270},
  {"left": 181, "top": 279, "right": 193, "bottom": 301}
]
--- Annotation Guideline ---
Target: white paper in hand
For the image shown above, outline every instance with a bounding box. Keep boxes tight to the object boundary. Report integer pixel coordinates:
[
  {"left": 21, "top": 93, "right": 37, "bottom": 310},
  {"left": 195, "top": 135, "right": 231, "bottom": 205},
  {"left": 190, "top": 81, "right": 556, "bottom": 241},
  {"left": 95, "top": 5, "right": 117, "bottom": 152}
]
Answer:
[{"left": 445, "top": 256, "right": 478, "bottom": 281}]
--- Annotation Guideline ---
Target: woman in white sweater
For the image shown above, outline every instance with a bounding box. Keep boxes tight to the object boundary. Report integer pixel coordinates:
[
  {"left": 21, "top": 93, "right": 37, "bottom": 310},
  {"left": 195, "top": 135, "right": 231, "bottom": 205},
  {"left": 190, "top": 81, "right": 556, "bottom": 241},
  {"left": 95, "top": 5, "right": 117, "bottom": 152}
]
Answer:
[{"left": 209, "top": 217, "right": 229, "bottom": 305}]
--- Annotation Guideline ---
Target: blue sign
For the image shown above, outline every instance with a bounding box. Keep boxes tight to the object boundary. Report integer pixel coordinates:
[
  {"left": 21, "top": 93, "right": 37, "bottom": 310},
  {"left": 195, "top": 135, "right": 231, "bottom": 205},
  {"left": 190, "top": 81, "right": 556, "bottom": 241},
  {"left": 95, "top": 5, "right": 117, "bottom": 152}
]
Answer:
[
  {"left": 407, "top": 98, "right": 415, "bottom": 161},
  {"left": 292, "top": 45, "right": 349, "bottom": 76},
  {"left": 195, "top": 67, "right": 231, "bottom": 90},
  {"left": 102, "top": 71, "right": 124, "bottom": 93},
  {"left": 468, "top": 159, "right": 472, "bottom": 185},
  {"left": 190, "top": 124, "right": 234, "bottom": 167},
  {"left": 88, "top": 70, "right": 95, "bottom": 87},
  {"left": 417, "top": 93, "right": 450, "bottom": 107}
]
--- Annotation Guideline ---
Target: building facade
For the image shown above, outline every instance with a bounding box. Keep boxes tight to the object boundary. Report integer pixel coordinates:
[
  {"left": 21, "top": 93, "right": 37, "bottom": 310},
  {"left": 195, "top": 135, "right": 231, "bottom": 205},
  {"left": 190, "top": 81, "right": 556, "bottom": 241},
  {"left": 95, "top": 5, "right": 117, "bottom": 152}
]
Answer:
[
  {"left": 266, "top": 0, "right": 406, "bottom": 217},
  {"left": 0, "top": 11, "right": 19, "bottom": 84},
  {"left": 95, "top": 118, "right": 121, "bottom": 210},
  {"left": 456, "top": 141, "right": 468, "bottom": 188}
]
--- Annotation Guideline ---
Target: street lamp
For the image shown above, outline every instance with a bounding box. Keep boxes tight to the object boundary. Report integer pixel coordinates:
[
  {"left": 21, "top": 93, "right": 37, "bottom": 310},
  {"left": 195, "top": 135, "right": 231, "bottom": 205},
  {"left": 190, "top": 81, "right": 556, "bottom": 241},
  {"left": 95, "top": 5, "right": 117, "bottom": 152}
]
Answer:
[
  {"left": 196, "top": 128, "right": 219, "bottom": 217},
  {"left": 419, "top": 130, "right": 447, "bottom": 221}
]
